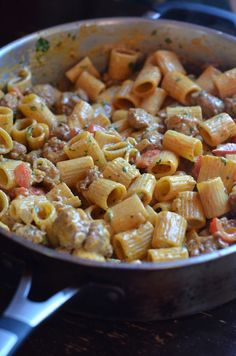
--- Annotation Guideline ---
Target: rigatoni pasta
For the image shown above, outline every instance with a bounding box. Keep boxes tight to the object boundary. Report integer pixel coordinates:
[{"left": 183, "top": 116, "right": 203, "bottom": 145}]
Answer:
[{"left": 1, "top": 45, "right": 236, "bottom": 264}]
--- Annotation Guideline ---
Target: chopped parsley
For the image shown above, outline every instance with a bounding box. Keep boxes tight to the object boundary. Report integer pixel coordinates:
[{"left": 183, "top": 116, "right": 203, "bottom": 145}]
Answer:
[
  {"left": 189, "top": 127, "right": 195, "bottom": 134},
  {"left": 151, "top": 29, "right": 157, "bottom": 36},
  {"left": 35, "top": 37, "right": 50, "bottom": 53},
  {"left": 87, "top": 136, "right": 93, "bottom": 143},
  {"left": 128, "top": 62, "right": 135, "bottom": 70},
  {"left": 30, "top": 106, "right": 37, "bottom": 111},
  {"left": 220, "top": 157, "right": 227, "bottom": 166},
  {"left": 122, "top": 166, "right": 128, "bottom": 173},
  {"left": 156, "top": 159, "right": 162, "bottom": 165},
  {"left": 84, "top": 150, "right": 88, "bottom": 156},
  {"left": 26, "top": 126, "right": 33, "bottom": 137},
  {"left": 165, "top": 37, "right": 172, "bottom": 44}
]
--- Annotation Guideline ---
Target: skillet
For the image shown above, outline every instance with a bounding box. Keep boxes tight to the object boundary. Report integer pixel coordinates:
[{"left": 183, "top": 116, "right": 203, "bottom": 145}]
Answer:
[{"left": 0, "top": 3, "right": 236, "bottom": 354}]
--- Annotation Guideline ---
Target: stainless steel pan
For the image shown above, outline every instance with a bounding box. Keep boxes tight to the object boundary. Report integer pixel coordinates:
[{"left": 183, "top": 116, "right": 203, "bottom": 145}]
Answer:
[{"left": 0, "top": 5, "right": 236, "bottom": 355}]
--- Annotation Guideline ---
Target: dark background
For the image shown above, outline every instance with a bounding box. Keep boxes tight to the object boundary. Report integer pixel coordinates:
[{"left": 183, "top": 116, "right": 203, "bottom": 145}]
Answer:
[
  {"left": 0, "top": 0, "right": 232, "bottom": 46},
  {"left": 1, "top": 0, "right": 236, "bottom": 355}
]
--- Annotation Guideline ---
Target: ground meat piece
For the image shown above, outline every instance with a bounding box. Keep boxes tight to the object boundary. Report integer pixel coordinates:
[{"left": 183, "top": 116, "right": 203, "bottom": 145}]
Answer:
[
  {"left": 49, "top": 207, "right": 91, "bottom": 249},
  {"left": 190, "top": 90, "right": 224, "bottom": 118},
  {"left": 32, "top": 84, "right": 61, "bottom": 108},
  {"left": 7, "top": 141, "right": 27, "bottom": 160},
  {"left": 42, "top": 137, "right": 67, "bottom": 164},
  {"left": 50, "top": 123, "right": 71, "bottom": 142},
  {"left": 79, "top": 167, "right": 103, "bottom": 191},
  {"left": 0, "top": 92, "right": 19, "bottom": 112},
  {"left": 224, "top": 97, "right": 236, "bottom": 117},
  {"left": 12, "top": 223, "right": 46, "bottom": 244},
  {"left": 33, "top": 158, "right": 60, "bottom": 189},
  {"left": 142, "top": 130, "right": 163, "bottom": 150},
  {"left": 165, "top": 114, "right": 199, "bottom": 136},
  {"left": 55, "top": 92, "right": 81, "bottom": 115},
  {"left": 186, "top": 234, "right": 227, "bottom": 257},
  {"left": 128, "top": 108, "right": 155, "bottom": 129},
  {"left": 25, "top": 150, "right": 42, "bottom": 165},
  {"left": 84, "top": 221, "right": 113, "bottom": 257}
]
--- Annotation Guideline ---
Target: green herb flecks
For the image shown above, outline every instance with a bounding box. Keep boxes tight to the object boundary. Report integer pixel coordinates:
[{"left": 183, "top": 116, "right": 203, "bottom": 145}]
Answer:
[
  {"left": 220, "top": 157, "right": 227, "bottom": 166},
  {"left": 128, "top": 62, "right": 135, "bottom": 71},
  {"left": 122, "top": 166, "right": 128, "bottom": 173},
  {"left": 35, "top": 37, "right": 50, "bottom": 53},
  {"left": 151, "top": 29, "right": 157, "bottom": 36},
  {"left": 156, "top": 159, "right": 162, "bottom": 165},
  {"left": 165, "top": 37, "right": 172, "bottom": 44},
  {"left": 30, "top": 106, "right": 37, "bottom": 111}
]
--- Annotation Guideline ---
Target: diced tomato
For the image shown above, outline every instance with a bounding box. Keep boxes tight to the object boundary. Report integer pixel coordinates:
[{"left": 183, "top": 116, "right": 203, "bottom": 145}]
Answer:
[
  {"left": 209, "top": 217, "right": 219, "bottom": 235},
  {"left": 191, "top": 155, "right": 202, "bottom": 180},
  {"left": 212, "top": 143, "right": 236, "bottom": 156},
  {"left": 209, "top": 217, "right": 236, "bottom": 244},
  {"left": 14, "top": 163, "right": 31, "bottom": 188},
  {"left": 69, "top": 127, "right": 81, "bottom": 139},
  {"left": 87, "top": 124, "right": 106, "bottom": 134},
  {"left": 136, "top": 149, "right": 160, "bottom": 169}
]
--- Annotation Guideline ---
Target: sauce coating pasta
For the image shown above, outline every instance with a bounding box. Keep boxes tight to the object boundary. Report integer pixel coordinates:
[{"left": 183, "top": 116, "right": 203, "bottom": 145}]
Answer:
[{"left": 1, "top": 48, "right": 236, "bottom": 263}]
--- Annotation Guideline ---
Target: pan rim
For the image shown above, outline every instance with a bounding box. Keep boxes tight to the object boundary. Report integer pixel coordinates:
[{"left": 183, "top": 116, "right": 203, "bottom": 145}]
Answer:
[{"left": 1, "top": 16, "right": 236, "bottom": 271}]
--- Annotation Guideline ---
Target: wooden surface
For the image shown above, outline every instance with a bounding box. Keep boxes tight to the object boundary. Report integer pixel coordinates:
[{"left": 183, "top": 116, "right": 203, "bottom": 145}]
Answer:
[{"left": 16, "top": 299, "right": 236, "bottom": 356}]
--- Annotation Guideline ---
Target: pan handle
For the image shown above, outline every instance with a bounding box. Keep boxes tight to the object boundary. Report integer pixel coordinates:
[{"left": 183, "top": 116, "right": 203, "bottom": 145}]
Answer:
[
  {"left": 144, "top": 1, "right": 236, "bottom": 35},
  {"left": 0, "top": 270, "right": 78, "bottom": 355}
]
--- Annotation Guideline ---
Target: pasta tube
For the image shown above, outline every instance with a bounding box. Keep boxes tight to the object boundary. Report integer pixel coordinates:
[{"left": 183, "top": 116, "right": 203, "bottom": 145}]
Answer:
[
  {"left": 73, "top": 249, "right": 105, "bottom": 262},
  {"left": 197, "top": 155, "right": 236, "bottom": 192},
  {"left": 103, "top": 140, "right": 137, "bottom": 161},
  {"left": 46, "top": 183, "right": 81, "bottom": 208},
  {"left": 85, "top": 178, "right": 126, "bottom": 210},
  {"left": 85, "top": 205, "right": 105, "bottom": 220},
  {"left": 197, "top": 177, "right": 230, "bottom": 218},
  {"left": 166, "top": 105, "right": 202, "bottom": 121},
  {"left": 0, "top": 106, "right": 13, "bottom": 133},
  {"left": 161, "top": 71, "right": 200, "bottom": 104},
  {"left": 75, "top": 71, "right": 105, "bottom": 101},
  {"left": 127, "top": 173, "right": 156, "bottom": 205},
  {"left": 114, "top": 80, "right": 140, "bottom": 109},
  {"left": 154, "top": 50, "right": 186, "bottom": 75},
  {"left": 66, "top": 56, "right": 100, "bottom": 82},
  {"left": 214, "top": 68, "right": 236, "bottom": 98},
  {"left": 147, "top": 247, "right": 189, "bottom": 262},
  {"left": 152, "top": 201, "right": 172, "bottom": 212},
  {"left": 154, "top": 175, "right": 196, "bottom": 202},
  {"left": 94, "top": 130, "right": 121, "bottom": 148},
  {"left": 57, "top": 156, "right": 94, "bottom": 187},
  {"left": 113, "top": 221, "right": 153, "bottom": 261},
  {"left": 140, "top": 88, "right": 167, "bottom": 115},
  {"left": 64, "top": 131, "right": 106, "bottom": 169},
  {"left": 11, "top": 118, "right": 36, "bottom": 145},
  {"left": 0, "top": 190, "right": 9, "bottom": 218},
  {"left": 195, "top": 65, "right": 221, "bottom": 95},
  {"left": 198, "top": 113, "right": 236, "bottom": 146},
  {"left": 172, "top": 191, "right": 206, "bottom": 229},
  {"left": 132, "top": 65, "right": 161, "bottom": 97},
  {"left": 0, "top": 128, "right": 13, "bottom": 154},
  {"left": 7, "top": 67, "right": 32, "bottom": 92},
  {"left": 145, "top": 205, "right": 158, "bottom": 226},
  {"left": 68, "top": 100, "right": 94, "bottom": 129},
  {"left": 19, "top": 94, "right": 56, "bottom": 128},
  {"left": 103, "top": 157, "right": 140, "bottom": 188},
  {"left": 147, "top": 150, "right": 179, "bottom": 178},
  {"left": 92, "top": 113, "right": 110, "bottom": 127},
  {"left": 0, "top": 221, "right": 9, "bottom": 231},
  {"left": 0, "top": 159, "right": 24, "bottom": 190},
  {"left": 152, "top": 211, "right": 187, "bottom": 248},
  {"left": 108, "top": 48, "right": 140, "bottom": 81},
  {"left": 9, "top": 195, "right": 47, "bottom": 224},
  {"left": 33, "top": 200, "right": 57, "bottom": 230},
  {"left": 112, "top": 110, "right": 128, "bottom": 122},
  {"left": 105, "top": 194, "right": 148, "bottom": 233},
  {"left": 163, "top": 130, "right": 203, "bottom": 161},
  {"left": 26, "top": 123, "right": 49, "bottom": 150}
]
